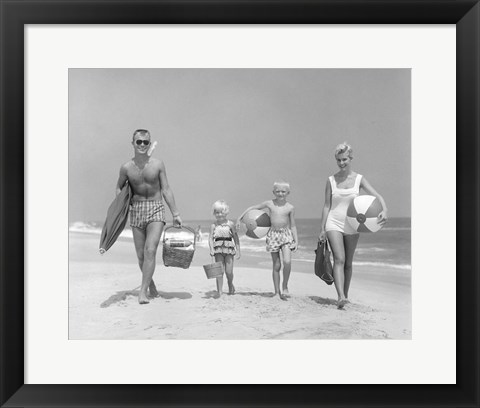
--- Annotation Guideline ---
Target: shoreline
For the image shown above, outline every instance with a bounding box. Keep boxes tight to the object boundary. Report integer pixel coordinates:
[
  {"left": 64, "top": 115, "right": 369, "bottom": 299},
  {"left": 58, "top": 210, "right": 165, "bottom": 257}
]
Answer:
[{"left": 71, "top": 231, "right": 411, "bottom": 273}]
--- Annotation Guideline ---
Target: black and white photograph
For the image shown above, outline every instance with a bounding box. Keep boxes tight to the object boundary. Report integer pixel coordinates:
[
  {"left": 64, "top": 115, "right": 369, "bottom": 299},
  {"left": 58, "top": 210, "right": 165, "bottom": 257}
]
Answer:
[
  {"left": 69, "top": 68, "right": 411, "bottom": 340},
  {"left": 3, "top": 0, "right": 477, "bottom": 404}
]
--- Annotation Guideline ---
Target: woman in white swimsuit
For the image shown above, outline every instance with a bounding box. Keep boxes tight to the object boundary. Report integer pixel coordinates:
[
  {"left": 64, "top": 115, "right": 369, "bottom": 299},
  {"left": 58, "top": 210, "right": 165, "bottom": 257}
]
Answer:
[{"left": 319, "top": 143, "right": 388, "bottom": 309}]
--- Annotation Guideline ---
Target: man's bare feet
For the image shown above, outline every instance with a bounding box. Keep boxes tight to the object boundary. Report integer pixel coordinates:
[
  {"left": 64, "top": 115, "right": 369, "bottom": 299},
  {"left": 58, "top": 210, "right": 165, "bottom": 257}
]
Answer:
[
  {"left": 148, "top": 282, "right": 160, "bottom": 298},
  {"left": 228, "top": 283, "right": 235, "bottom": 295},
  {"left": 283, "top": 288, "right": 290, "bottom": 297},
  {"left": 138, "top": 292, "right": 150, "bottom": 304}
]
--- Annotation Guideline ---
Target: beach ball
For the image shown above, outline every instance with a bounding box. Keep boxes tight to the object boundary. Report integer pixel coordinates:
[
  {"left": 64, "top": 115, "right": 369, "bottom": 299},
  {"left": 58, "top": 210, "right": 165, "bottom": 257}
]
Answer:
[
  {"left": 346, "top": 195, "right": 384, "bottom": 233},
  {"left": 242, "top": 209, "right": 271, "bottom": 239}
]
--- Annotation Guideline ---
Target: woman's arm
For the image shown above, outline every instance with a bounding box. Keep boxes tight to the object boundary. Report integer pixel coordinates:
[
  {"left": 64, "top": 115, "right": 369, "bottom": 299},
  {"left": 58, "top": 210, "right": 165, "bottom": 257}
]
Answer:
[
  {"left": 318, "top": 180, "right": 332, "bottom": 241},
  {"left": 360, "top": 177, "right": 388, "bottom": 224}
]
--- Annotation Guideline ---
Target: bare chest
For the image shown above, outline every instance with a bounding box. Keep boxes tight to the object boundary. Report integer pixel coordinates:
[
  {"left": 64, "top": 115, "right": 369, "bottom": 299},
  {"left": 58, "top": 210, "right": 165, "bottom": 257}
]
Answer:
[
  {"left": 127, "top": 163, "right": 160, "bottom": 186},
  {"left": 268, "top": 203, "right": 292, "bottom": 220}
]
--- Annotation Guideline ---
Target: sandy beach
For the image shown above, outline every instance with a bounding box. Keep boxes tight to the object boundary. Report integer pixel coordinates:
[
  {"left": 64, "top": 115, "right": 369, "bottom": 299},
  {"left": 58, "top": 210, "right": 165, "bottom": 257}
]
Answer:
[{"left": 69, "top": 232, "right": 411, "bottom": 340}]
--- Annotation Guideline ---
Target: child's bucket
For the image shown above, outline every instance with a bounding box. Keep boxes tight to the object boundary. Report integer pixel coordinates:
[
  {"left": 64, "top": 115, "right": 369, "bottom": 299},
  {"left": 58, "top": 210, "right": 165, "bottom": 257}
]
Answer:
[{"left": 203, "top": 261, "right": 224, "bottom": 279}]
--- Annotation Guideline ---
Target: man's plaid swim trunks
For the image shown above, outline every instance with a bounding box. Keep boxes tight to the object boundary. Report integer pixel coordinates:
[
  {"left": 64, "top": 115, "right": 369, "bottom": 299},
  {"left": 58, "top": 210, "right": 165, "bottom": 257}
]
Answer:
[
  {"left": 130, "top": 200, "right": 166, "bottom": 230},
  {"left": 266, "top": 227, "right": 295, "bottom": 252}
]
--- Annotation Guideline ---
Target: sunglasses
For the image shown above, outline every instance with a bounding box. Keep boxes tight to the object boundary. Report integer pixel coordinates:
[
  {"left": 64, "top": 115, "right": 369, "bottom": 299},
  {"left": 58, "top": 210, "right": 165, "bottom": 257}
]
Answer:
[{"left": 135, "top": 140, "right": 150, "bottom": 146}]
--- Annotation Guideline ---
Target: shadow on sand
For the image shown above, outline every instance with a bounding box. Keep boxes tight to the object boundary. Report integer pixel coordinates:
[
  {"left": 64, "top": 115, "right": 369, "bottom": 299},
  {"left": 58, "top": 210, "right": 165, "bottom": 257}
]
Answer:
[
  {"left": 203, "top": 290, "right": 220, "bottom": 299},
  {"left": 202, "top": 290, "right": 276, "bottom": 299},
  {"left": 308, "top": 296, "right": 337, "bottom": 306},
  {"left": 101, "top": 289, "right": 192, "bottom": 307},
  {"left": 157, "top": 291, "right": 192, "bottom": 300},
  {"left": 235, "top": 291, "right": 275, "bottom": 298}
]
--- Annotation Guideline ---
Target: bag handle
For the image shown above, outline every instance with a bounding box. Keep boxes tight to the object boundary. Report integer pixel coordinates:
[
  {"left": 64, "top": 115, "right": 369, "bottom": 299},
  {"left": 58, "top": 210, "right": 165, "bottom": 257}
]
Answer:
[
  {"left": 163, "top": 225, "right": 197, "bottom": 245},
  {"left": 318, "top": 237, "right": 331, "bottom": 254},
  {"left": 324, "top": 238, "right": 330, "bottom": 253}
]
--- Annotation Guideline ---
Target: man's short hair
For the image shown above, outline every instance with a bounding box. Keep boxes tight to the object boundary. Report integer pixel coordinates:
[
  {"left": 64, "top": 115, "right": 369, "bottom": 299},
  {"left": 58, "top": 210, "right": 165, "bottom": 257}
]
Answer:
[{"left": 132, "top": 129, "right": 150, "bottom": 141}]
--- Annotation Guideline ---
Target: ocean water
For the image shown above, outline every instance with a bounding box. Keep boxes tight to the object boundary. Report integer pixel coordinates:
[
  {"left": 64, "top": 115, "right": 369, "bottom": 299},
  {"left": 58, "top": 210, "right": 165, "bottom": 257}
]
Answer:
[{"left": 70, "top": 217, "right": 410, "bottom": 271}]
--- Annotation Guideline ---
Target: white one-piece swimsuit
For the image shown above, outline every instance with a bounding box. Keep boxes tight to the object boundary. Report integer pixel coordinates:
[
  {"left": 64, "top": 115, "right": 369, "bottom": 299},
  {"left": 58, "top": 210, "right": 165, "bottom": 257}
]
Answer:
[{"left": 325, "top": 174, "right": 362, "bottom": 235}]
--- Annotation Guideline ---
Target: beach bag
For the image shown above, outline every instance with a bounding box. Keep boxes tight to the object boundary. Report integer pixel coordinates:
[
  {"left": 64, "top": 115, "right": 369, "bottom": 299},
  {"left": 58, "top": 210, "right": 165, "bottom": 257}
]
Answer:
[
  {"left": 162, "top": 225, "right": 196, "bottom": 269},
  {"left": 314, "top": 239, "right": 334, "bottom": 285}
]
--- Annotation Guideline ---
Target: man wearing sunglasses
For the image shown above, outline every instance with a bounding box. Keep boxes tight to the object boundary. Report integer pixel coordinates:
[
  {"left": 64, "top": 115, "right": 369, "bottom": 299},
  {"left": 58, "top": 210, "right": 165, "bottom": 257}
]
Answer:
[{"left": 116, "top": 129, "right": 182, "bottom": 304}]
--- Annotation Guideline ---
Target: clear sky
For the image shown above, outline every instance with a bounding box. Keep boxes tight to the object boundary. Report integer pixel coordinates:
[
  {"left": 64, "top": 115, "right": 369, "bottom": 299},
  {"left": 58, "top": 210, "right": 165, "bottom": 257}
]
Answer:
[{"left": 69, "top": 69, "right": 410, "bottom": 222}]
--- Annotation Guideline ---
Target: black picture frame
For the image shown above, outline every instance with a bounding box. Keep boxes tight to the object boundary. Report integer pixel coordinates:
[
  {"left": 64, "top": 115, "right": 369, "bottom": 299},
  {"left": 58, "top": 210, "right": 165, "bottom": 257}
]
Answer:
[{"left": 1, "top": 1, "right": 478, "bottom": 407}]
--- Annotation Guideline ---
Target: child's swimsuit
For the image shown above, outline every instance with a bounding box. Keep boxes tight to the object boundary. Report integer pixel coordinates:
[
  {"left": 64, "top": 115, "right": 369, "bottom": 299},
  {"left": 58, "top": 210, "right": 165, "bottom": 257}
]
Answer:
[
  {"left": 325, "top": 174, "right": 362, "bottom": 235},
  {"left": 213, "top": 222, "right": 236, "bottom": 255},
  {"left": 130, "top": 200, "right": 166, "bottom": 230},
  {"left": 266, "top": 227, "right": 295, "bottom": 253}
]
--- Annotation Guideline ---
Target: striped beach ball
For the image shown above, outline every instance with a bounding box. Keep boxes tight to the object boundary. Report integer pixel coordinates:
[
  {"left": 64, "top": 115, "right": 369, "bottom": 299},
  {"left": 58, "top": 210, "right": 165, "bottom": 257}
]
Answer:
[
  {"left": 346, "top": 195, "right": 384, "bottom": 233},
  {"left": 242, "top": 210, "right": 271, "bottom": 239}
]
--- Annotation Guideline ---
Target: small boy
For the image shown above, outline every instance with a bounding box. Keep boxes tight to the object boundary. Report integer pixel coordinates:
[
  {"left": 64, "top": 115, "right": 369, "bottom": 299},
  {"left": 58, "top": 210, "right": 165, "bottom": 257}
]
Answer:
[{"left": 237, "top": 181, "right": 298, "bottom": 300}]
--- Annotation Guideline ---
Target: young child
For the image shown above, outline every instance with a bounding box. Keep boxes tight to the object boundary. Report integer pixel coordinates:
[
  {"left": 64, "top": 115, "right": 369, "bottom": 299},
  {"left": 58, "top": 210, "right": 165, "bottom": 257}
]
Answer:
[
  {"left": 195, "top": 225, "right": 203, "bottom": 243},
  {"left": 236, "top": 181, "right": 298, "bottom": 301},
  {"left": 208, "top": 200, "right": 241, "bottom": 297}
]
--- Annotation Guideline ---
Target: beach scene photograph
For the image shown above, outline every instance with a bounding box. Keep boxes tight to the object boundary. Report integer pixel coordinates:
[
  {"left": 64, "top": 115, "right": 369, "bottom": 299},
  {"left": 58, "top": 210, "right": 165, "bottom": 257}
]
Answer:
[{"left": 69, "top": 68, "right": 411, "bottom": 340}]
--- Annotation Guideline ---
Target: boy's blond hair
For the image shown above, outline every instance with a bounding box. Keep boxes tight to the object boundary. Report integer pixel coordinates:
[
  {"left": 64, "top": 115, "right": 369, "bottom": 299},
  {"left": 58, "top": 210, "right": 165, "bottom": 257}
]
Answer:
[{"left": 273, "top": 181, "right": 290, "bottom": 192}]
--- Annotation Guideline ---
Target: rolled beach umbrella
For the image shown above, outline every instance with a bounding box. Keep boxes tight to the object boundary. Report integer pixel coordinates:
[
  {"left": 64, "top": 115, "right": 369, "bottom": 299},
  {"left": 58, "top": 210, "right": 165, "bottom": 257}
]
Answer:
[{"left": 99, "top": 182, "right": 132, "bottom": 254}]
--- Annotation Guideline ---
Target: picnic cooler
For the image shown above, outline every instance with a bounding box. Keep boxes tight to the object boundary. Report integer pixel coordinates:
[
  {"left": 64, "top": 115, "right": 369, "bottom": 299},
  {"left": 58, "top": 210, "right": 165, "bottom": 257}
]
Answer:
[
  {"left": 162, "top": 225, "right": 196, "bottom": 269},
  {"left": 203, "top": 260, "right": 225, "bottom": 279}
]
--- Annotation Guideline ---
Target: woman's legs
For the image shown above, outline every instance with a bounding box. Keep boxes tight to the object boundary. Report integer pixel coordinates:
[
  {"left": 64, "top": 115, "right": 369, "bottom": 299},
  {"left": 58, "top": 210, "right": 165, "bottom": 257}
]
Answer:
[
  {"left": 327, "top": 231, "right": 347, "bottom": 306},
  {"left": 343, "top": 233, "right": 359, "bottom": 299}
]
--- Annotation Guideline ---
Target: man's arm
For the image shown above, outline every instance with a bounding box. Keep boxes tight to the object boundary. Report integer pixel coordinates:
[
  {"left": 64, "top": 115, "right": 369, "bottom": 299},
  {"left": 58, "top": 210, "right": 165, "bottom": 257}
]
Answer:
[
  {"left": 159, "top": 160, "right": 182, "bottom": 226},
  {"left": 116, "top": 165, "right": 128, "bottom": 195}
]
